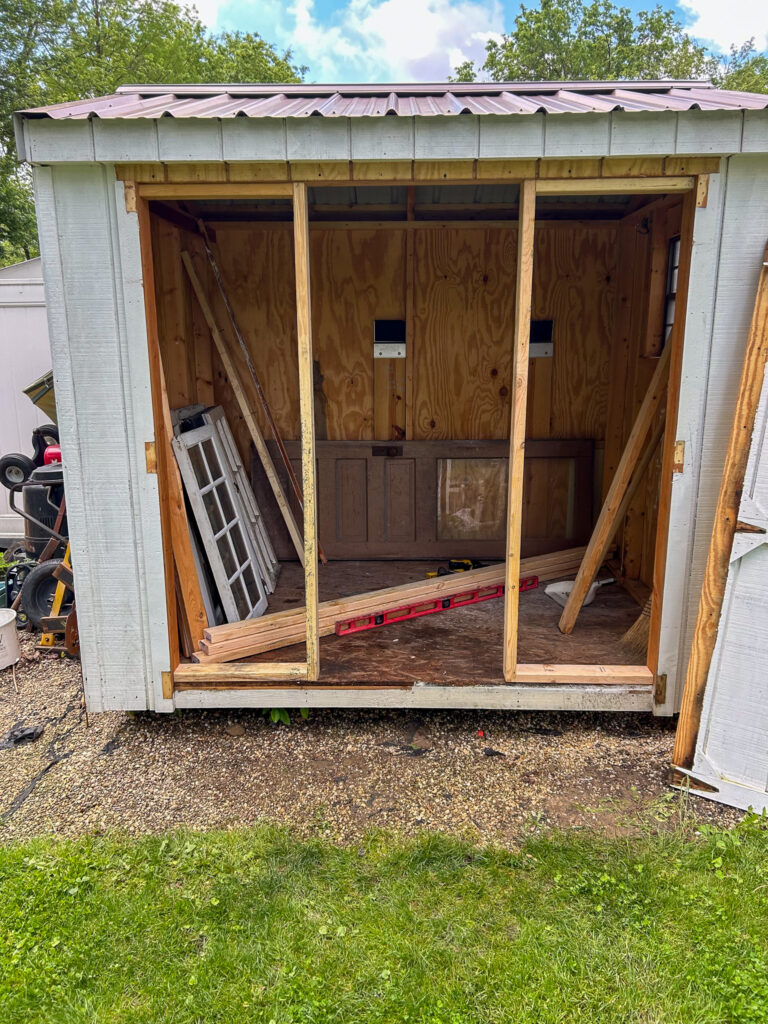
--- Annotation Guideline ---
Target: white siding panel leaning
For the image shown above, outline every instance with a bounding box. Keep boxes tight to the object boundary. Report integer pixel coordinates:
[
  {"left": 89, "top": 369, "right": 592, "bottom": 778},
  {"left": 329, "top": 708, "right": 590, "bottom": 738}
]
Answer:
[{"left": 682, "top": 363, "right": 768, "bottom": 812}]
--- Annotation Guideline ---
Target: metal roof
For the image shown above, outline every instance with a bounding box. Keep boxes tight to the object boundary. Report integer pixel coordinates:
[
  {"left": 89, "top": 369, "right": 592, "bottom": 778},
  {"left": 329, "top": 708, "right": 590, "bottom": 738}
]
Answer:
[{"left": 18, "top": 81, "right": 768, "bottom": 120}]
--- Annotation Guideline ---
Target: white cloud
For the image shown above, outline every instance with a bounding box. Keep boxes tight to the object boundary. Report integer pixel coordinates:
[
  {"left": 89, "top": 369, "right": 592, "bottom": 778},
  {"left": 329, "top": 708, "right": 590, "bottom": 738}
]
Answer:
[
  {"left": 679, "top": 0, "right": 767, "bottom": 53},
  {"left": 208, "top": 0, "right": 504, "bottom": 81}
]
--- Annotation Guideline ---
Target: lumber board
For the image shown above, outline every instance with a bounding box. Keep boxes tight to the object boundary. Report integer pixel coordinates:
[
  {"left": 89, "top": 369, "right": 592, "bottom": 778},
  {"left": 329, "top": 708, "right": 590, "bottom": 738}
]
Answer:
[
  {"left": 672, "top": 242, "right": 768, "bottom": 770},
  {"left": 198, "top": 547, "right": 594, "bottom": 663},
  {"left": 558, "top": 340, "right": 672, "bottom": 634},
  {"left": 504, "top": 178, "right": 536, "bottom": 680},
  {"left": 181, "top": 250, "right": 306, "bottom": 564},
  {"left": 293, "top": 181, "right": 320, "bottom": 680},
  {"left": 139, "top": 201, "right": 208, "bottom": 654},
  {"left": 174, "top": 662, "right": 308, "bottom": 683}
]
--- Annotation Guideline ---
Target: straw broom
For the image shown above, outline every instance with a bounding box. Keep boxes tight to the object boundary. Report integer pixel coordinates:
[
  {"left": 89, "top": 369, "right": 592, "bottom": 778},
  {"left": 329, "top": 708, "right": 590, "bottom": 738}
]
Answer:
[{"left": 621, "top": 595, "right": 652, "bottom": 659}]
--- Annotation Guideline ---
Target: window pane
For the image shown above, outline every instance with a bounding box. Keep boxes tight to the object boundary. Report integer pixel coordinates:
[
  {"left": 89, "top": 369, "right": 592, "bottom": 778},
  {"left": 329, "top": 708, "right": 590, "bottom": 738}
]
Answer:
[
  {"left": 217, "top": 535, "right": 237, "bottom": 578},
  {"left": 232, "top": 524, "right": 248, "bottom": 564},
  {"left": 670, "top": 266, "right": 679, "bottom": 292},
  {"left": 203, "top": 438, "right": 222, "bottom": 480},
  {"left": 219, "top": 485, "right": 236, "bottom": 525},
  {"left": 437, "top": 458, "right": 507, "bottom": 541},
  {"left": 234, "top": 578, "right": 250, "bottom": 620},
  {"left": 665, "top": 297, "right": 676, "bottom": 328},
  {"left": 188, "top": 445, "right": 209, "bottom": 488},
  {"left": 203, "top": 490, "right": 224, "bottom": 535},
  {"left": 242, "top": 563, "right": 259, "bottom": 603}
]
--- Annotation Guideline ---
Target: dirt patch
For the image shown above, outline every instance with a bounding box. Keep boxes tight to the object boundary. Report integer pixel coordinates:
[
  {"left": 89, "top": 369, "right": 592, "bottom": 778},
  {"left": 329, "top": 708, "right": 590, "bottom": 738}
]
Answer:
[{"left": 0, "top": 634, "right": 741, "bottom": 844}]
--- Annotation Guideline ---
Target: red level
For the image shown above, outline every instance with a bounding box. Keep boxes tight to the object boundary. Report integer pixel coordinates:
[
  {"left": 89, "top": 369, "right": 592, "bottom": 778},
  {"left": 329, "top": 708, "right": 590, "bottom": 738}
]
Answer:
[{"left": 335, "top": 576, "right": 538, "bottom": 636}]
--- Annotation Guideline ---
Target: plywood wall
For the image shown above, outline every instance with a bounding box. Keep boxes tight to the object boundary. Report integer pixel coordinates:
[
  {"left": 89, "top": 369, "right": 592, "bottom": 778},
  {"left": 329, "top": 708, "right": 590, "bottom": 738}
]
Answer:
[
  {"left": 152, "top": 217, "right": 619, "bottom": 448},
  {"left": 604, "top": 198, "right": 683, "bottom": 587}
]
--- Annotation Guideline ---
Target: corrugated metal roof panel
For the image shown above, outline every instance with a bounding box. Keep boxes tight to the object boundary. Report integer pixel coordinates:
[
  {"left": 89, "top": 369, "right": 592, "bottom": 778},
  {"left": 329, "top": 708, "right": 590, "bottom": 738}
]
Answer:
[{"left": 18, "top": 81, "right": 768, "bottom": 120}]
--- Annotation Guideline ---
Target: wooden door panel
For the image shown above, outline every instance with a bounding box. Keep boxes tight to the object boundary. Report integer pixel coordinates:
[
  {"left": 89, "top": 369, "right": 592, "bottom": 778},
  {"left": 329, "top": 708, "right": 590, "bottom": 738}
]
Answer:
[{"left": 253, "top": 439, "right": 593, "bottom": 560}]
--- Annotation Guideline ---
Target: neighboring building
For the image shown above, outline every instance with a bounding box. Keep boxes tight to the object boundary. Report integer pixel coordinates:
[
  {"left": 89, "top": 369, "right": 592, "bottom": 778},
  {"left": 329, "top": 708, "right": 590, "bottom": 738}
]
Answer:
[{"left": 0, "top": 257, "right": 51, "bottom": 541}]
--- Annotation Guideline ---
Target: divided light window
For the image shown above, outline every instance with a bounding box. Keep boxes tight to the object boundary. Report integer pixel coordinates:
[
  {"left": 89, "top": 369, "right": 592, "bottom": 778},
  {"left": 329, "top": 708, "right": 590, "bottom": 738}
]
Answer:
[{"left": 664, "top": 236, "right": 681, "bottom": 346}]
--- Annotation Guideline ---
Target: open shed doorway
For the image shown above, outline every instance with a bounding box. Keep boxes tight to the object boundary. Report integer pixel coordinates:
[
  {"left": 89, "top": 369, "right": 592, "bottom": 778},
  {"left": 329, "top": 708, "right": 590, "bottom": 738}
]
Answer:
[{"left": 145, "top": 178, "right": 692, "bottom": 691}]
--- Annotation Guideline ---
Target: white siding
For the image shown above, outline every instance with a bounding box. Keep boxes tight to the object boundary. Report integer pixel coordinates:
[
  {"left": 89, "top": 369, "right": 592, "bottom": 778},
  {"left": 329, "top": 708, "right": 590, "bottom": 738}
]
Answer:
[
  {"left": 0, "top": 258, "right": 51, "bottom": 539},
  {"left": 33, "top": 164, "right": 170, "bottom": 712},
  {"left": 681, "top": 361, "right": 768, "bottom": 811}
]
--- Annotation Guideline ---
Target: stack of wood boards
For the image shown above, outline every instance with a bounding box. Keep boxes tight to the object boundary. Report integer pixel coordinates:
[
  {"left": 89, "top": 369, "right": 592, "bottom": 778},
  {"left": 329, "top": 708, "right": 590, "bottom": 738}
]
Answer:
[{"left": 194, "top": 546, "right": 592, "bottom": 664}]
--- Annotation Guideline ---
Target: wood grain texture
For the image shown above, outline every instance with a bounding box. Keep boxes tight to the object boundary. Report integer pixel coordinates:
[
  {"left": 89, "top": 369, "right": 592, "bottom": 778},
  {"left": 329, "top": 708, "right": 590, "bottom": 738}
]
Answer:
[
  {"left": 673, "top": 242, "right": 768, "bottom": 769},
  {"left": 293, "top": 182, "right": 320, "bottom": 680},
  {"left": 504, "top": 179, "right": 535, "bottom": 681}
]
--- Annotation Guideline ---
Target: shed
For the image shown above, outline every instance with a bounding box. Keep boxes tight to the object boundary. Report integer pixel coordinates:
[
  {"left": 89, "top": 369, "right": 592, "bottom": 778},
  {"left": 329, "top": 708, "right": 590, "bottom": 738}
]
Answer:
[
  {"left": 0, "top": 257, "right": 52, "bottom": 541},
  {"left": 14, "top": 80, "right": 768, "bottom": 810}
]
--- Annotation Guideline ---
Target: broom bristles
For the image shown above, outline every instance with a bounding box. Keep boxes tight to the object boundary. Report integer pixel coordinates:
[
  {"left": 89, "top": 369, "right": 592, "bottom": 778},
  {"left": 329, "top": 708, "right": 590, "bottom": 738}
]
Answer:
[{"left": 621, "top": 596, "right": 652, "bottom": 659}]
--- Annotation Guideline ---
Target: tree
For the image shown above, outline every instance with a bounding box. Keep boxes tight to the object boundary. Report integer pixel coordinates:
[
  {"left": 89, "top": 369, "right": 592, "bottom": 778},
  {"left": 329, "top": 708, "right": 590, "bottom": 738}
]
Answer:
[
  {"left": 716, "top": 40, "right": 768, "bottom": 94},
  {"left": 456, "top": 0, "right": 715, "bottom": 83},
  {"left": 0, "top": 0, "right": 305, "bottom": 265}
]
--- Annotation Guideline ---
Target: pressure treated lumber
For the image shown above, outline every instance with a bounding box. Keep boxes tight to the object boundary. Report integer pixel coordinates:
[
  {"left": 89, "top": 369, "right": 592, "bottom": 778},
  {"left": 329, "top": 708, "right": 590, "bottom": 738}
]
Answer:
[
  {"left": 673, "top": 243, "right": 768, "bottom": 770},
  {"left": 293, "top": 181, "right": 321, "bottom": 680},
  {"left": 174, "top": 662, "right": 308, "bottom": 683},
  {"left": 181, "top": 250, "right": 305, "bottom": 565},
  {"left": 504, "top": 177, "right": 536, "bottom": 681},
  {"left": 198, "top": 547, "right": 594, "bottom": 663},
  {"left": 558, "top": 340, "right": 672, "bottom": 634}
]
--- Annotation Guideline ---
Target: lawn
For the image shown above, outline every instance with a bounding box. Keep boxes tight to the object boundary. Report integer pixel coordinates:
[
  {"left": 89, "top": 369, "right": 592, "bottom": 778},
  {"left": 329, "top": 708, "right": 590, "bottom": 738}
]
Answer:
[{"left": 2, "top": 810, "right": 767, "bottom": 1024}]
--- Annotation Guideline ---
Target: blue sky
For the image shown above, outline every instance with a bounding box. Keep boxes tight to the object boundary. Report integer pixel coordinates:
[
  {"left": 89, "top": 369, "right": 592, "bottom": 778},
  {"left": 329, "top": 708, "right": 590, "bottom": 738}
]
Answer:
[{"left": 191, "top": 0, "right": 767, "bottom": 82}]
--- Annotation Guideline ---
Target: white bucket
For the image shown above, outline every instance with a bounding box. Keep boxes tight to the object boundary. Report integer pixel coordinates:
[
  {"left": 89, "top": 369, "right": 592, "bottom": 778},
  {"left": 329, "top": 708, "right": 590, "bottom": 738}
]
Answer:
[{"left": 0, "top": 608, "right": 20, "bottom": 670}]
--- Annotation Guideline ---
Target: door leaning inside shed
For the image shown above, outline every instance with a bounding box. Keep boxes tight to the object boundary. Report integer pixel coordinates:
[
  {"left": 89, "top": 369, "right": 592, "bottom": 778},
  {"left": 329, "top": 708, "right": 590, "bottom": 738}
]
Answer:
[{"left": 146, "top": 182, "right": 690, "bottom": 690}]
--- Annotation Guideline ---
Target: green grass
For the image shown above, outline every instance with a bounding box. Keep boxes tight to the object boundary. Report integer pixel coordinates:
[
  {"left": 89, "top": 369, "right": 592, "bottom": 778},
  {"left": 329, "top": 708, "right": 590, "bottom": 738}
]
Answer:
[{"left": 2, "top": 811, "right": 768, "bottom": 1023}]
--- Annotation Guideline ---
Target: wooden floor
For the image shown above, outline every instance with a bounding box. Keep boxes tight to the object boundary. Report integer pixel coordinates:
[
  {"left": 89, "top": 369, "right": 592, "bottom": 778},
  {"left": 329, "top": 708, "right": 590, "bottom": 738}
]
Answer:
[{"left": 248, "top": 560, "right": 646, "bottom": 685}]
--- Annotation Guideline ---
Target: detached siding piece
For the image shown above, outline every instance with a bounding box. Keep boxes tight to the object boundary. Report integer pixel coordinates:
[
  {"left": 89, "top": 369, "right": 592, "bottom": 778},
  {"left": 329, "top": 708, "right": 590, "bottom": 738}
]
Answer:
[{"left": 678, "top": 362, "right": 768, "bottom": 811}]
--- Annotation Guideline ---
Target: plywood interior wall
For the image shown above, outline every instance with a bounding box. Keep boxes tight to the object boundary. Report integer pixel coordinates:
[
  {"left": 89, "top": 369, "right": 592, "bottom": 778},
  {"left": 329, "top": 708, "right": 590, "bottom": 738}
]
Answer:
[
  {"left": 603, "top": 198, "right": 683, "bottom": 587},
  {"left": 150, "top": 208, "right": 669, "bottom": 581}
]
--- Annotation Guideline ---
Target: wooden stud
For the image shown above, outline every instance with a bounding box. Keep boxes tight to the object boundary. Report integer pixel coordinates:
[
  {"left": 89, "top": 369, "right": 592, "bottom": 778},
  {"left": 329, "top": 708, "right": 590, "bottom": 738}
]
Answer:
[
  {"left": 353, "top": 161, "right": 414, "bottom": 181},
  {"left": 115, "top": 163, "right": 167, "bottom": 183},
  {"left": 672, "top": 243, "right": 768, "bottom": 769},
  {"left": 226, "top": 162, "right": 290, "bottom": 182},
  {"left": 696, "top": 174, "right": 710, "bottom": 208},
  {"left": 516, "top": 665, "right": 653, "bottom": 685},
  {"left": 647, "top": 192, "right": 696, "bottom": 677},
  {"left": 181, "top": 250, "right": 306, "bottom": 564},
  {"left": 165, "top": 162, "right": 227, "bottom": 183},
  {"left": 123, "top": 181, "right": 137, "bottom": 213},
  {"left": 293, "top": 182, "right": 321, "bottom": 681},
  {"left": 405, "top": 184, "right": 415, "bottom": 440},
  {"left": 290, "top": 161, "right": 351, "bottom": 181},
  {"left": 144, "top": 440, "right": 157, "bottom": 473},
  {"left": 664, "top": 157, "right": 721, "bottom": 176},
  {"left": 476, "top": 160, "right": 538, "bottom": 180},
  {"left": 558, "top": 340, "right": 672, "bottom": 635},
  {"left": 174, "top": 662, "right": 309, "bottom": 683},
  {"left": 503, "top": 178, "right": 536, "bottom": 682},
  {"left": 137, "top": 199, "right": 208, "bottom": 662},
  {"left": 413, "top": 161, "right": 476, "bottom": 181},
  {"left": 138, "top": 182, "right": 293, "bottom": 199},
  {"left": 161, "top": 670, "right": 174, "bottom": 699},
  {"left": 601, "top": 158, "right": 666, "bottom": 177},
  {"left": 536, "top": 177, "right": 695, "bottom": 195},
  {"left": 538, "top": 159, "right": 602, "bottom": 179}
]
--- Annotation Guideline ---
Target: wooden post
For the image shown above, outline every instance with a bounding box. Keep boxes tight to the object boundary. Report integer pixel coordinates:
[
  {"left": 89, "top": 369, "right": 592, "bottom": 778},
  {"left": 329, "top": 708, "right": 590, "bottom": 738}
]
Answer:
[
  {"left": 503, "top": 179, "right": 536, "bottom": 681},
  {"left": 293, "top": 182, "right": 320, "bottom": 681},
  {"left": 673, "top": 243, "right": 768, "bottom": 769},
  {"left": 137, "top": 198, "right": 208, "bottom": 669},
  {"left": 558, "top": 340, "right": 671, "bottom": 634},
  {"left": 647, "top": 191, "right": 696, "bottom": 679}
]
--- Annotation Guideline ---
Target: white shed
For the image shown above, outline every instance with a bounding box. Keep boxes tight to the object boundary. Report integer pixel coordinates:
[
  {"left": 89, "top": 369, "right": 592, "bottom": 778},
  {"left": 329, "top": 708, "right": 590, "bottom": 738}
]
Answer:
[
  {"left": 0, "top": 257, "right": 52, "bottom": 540},
  {"left": 12, "top": 80, "right": 768, "bottom": 810}
]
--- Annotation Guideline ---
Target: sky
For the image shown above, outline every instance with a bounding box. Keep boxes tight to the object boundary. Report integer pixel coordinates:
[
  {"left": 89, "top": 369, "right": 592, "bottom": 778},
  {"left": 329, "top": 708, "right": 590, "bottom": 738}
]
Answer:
[{"left": 191, "top": 0, "right": 768, "bottom": 82}]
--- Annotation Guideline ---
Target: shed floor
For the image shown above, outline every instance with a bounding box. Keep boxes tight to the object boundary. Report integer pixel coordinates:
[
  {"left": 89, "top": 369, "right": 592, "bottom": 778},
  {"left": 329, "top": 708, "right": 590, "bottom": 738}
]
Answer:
[{"left": 247, "top": 561, "right": 645, "bottom": 685}]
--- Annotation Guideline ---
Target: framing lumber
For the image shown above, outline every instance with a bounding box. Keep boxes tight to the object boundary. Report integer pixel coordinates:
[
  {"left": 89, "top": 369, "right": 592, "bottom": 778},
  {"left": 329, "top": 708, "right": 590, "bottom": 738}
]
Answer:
[
  {"left": 174, "top": 662, "right": 308, "bottom": 683},
  {"left": 672, "top": 242, "right": 768, "bottom": 770},
  {"left": 293, "top": 181, "right": 321, "bottom": 681},
  {"left": 647, "top": 192, "right": 696, "bottom": 681},
  {"left": 536, "top": 177, "right": 695, "bottom": 195},
  {"left": 558, "top": 340, "right": 672, "bottom": 634},
  {"left": 198, "top": 547, "right": 594, "bottom": 663},
  {"left": 504, "top": 177, "right": 535, "bottom": 681},
  {"left": 516, "top": 665, "right": 653, "bottom": 684},
  {"left": 181, "top": 250, "right": 305, "bottom": 565},
  {"left": 137, "top": 199, "right": 208, "bottom": 659}
]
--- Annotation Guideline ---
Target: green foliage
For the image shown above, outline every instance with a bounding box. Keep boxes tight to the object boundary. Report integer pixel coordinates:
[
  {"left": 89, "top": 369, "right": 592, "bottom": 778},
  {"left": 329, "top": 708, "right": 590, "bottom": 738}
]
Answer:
[
  {"left": 715, "top": 40, "right": 768, "bottom": 93},
  {"left": 1, "top": 813, "right": 768, "bottom": 1022},
  {"left": 476, "top": 0, "right": 715, "bottom": 82},
  {"left": 263, "top": 707, "right": 310, "bottom": 725},
  {"left": 0, "top": 0, "right": 305, "bottom": 265}
]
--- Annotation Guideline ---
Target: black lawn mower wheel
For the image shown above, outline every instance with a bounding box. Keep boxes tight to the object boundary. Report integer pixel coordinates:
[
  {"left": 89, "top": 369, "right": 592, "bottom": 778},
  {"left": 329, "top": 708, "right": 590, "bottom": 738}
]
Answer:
[{"left": 0, "top": 453, "right": 36, "bottom": 490}]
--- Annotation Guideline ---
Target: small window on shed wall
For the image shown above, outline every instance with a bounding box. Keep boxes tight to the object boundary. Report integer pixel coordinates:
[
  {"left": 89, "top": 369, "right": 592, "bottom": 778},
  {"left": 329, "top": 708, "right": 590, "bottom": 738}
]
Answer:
[{"left": 663, "top": 236, "right": 681, "bottom": 347}]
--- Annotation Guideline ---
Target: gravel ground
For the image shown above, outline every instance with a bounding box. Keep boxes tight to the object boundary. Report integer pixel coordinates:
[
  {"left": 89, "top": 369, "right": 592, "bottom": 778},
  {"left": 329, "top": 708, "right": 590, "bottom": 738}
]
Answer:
[{"left": 0, "top": 633, "right": 741, "bottom": 845}]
